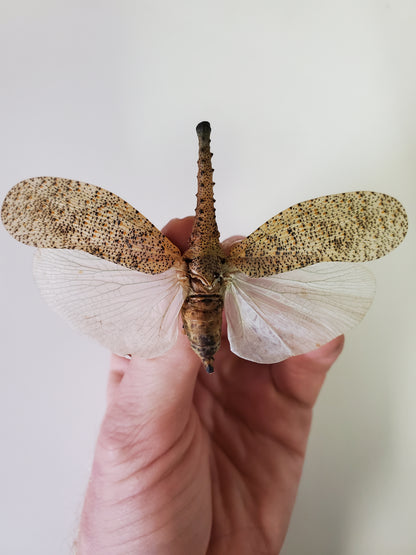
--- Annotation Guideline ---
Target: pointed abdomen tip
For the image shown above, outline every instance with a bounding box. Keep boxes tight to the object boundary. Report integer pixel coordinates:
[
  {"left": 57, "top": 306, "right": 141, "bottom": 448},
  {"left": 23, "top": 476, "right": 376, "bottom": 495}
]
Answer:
[{"left": 205, "top": 361, "right": 215, "bottom": 374}]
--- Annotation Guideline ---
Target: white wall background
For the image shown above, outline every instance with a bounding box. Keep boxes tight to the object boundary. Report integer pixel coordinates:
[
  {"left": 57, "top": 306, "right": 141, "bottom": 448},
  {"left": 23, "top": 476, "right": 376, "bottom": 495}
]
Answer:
[{"left": 0, "top": 1, "right": 415, "bottom": 553}]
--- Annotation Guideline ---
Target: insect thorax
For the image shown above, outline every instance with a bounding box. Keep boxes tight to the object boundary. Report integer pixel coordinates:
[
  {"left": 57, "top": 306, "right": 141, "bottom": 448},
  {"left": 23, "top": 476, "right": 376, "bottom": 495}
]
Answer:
[{"left": 184, "top": 252, "right": 226, "bottom": 294}]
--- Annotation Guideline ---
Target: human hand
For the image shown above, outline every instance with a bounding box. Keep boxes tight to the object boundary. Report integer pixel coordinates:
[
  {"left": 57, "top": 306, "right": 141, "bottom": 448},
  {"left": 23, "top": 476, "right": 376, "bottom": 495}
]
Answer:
[{"left": 76, "top": 217, "right": 344, "bottom": 554}]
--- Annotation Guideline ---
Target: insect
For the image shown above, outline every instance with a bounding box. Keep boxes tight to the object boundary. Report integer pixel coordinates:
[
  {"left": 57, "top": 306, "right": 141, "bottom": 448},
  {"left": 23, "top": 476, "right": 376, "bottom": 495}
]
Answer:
[{"left": 1, "top": 122, "right": 408, "bottom": 372}]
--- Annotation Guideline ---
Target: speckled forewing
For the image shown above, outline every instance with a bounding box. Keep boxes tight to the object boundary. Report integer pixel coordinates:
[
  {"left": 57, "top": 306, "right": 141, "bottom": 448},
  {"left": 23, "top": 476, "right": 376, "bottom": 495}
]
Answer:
[
  {"left": 1, "top": 177, "right": 182, "bottom": 274},
  {"left": 228, "top": 192, "right": 408, "bottom": 277}
]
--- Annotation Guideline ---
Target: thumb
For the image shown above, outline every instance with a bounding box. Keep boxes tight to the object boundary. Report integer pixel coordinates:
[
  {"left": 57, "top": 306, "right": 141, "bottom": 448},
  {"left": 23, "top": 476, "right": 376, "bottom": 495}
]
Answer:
[{"left": 109, "top": 326, "right": 201, "bottom": 414}]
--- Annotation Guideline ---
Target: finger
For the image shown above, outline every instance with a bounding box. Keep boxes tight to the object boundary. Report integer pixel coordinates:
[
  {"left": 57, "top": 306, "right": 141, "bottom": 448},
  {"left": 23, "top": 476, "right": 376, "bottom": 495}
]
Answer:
[
  {"left": 126, "top": 323, "right": 201, "bottom": 408},
  {"left": 303, "top": 335, "right": 345, "bottom": 368},
  {"left": 109, "top": 353, "right": 131, "bottom": 373},
  {"left": 107, "top": 354, "right": 131, "bottom": 404},
  {"left": 221, "top": 235, "right": 244, "bottom": 255},
  {"left": 102, "top": 325, "right": 201, "bottom": 450},
  {"left": 273, "top": 335, "right": 345, "bottom": 407},
  {"left": 162, "top": 216, "right": 194, "bottom": 253}
]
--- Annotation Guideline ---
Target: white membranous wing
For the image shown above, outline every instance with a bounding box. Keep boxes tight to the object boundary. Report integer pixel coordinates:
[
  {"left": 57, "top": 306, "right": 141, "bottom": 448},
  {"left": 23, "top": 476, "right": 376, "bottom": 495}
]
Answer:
[
  {"left": 224, "top": 262, "right": 375, "bottom": 364},
  {"left": 33, "top": 249, "right": 186, "bottom": 357}
]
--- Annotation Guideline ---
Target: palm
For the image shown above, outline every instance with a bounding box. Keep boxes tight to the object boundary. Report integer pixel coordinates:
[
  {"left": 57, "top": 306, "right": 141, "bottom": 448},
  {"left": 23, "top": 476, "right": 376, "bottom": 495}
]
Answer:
[
  {"left": 195, "top": 334, "right": 341, "bottom": 554},
  {"left": 77, "top": 219, "right": 343, "bottom": 555}
]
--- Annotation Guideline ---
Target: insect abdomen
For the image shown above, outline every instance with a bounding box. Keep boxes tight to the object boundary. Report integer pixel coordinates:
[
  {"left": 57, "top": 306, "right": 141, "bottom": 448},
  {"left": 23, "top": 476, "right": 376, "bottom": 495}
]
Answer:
[{"left": 181, "top": 294, "right": 223, "bottom": 373}]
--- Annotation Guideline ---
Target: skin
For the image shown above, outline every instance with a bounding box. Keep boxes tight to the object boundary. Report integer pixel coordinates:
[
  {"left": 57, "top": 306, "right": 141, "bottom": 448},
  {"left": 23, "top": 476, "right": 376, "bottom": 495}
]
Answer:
[{"left": 76, "top": 217, "right": 344, "bottom": 555}]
